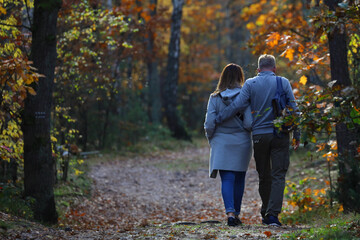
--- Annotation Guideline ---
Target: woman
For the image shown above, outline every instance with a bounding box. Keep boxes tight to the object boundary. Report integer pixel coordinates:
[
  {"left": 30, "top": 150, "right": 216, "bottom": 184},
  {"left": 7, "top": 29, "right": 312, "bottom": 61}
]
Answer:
[{"left": 204, "top": 63, "right": 252, "bottom": 226}]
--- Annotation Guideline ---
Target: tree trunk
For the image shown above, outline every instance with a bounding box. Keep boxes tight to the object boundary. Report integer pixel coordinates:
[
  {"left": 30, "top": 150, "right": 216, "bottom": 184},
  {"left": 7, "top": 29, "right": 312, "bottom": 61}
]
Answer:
[
  {"left": 22, "top": 0, "right": 61, "bottom": 224},
  {"left": 147, "top": 0, "right": 161, "bottom": 124},
  {"left": 78, "top": 106, "right": 88, "bottom": 151},
  {"left": 162, "top": 0, "right": 190, "bottom": 140},
  {"left": 325, "top": 0, "right": 359, "bottom": 212}
]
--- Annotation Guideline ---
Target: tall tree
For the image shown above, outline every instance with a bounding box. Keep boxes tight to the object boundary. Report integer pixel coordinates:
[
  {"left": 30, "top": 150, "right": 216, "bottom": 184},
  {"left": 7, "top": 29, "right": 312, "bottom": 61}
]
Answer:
[
  {"left": 22, "top": 0, "right": 62, "bottom": 223},
  {"left": 162, "top": 0, "right": 190, "bottom": 140},
  {"left": 147, "top": 0, "right": 161, "bottom": 124},
  {"left": 325, "top": 0, "right": 359, "bottom": 212}
]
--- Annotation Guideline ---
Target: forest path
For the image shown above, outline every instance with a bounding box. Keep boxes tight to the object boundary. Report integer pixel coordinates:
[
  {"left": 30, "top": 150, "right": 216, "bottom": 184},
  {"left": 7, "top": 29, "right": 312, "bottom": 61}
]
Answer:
[
  {"left": 62, "top": 142, "right": 305, "bottom": 239},
  {"left": 0, "top": 141, "right": 307, "bottom": 239}
]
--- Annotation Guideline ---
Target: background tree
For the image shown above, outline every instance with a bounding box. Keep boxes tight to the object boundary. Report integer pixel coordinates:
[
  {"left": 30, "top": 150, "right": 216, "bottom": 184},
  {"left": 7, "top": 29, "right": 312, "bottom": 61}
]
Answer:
[
  {"left": 146, "top": 0, "right": 161, "bottom": 124},
  {"left": 162, "top": 0, "right": 190, "bottom": 140},
  {"left": 323, "top": 0, "right": 360, "bottom": 212},
  {"left": 22, "top": 0, "right": 62, "bottom": 223}
]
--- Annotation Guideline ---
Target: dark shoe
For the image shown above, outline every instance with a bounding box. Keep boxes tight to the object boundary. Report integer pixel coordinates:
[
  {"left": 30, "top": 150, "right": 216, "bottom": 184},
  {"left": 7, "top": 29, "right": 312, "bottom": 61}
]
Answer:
[
  {"left": 263, "top": 215, "right": 282, "bottom": 227},
  {"left": 262, "top": 216, "right": 270, "bottom": 225},
  {"left": 234, "top": 216, "right": 242, "bottom": 225},
  {"left": 227, "top": 217, "right": 236, "bottom": 226}
]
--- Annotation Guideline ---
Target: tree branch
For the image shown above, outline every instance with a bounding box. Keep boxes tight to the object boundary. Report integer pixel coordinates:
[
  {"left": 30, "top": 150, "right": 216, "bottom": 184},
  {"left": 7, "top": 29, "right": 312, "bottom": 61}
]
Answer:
[
  {"left": 25, "top": 0, "right": 33, "bottom": 28},
  {"left": 0, "top": 22, "right": 31, "bottom": 31}
]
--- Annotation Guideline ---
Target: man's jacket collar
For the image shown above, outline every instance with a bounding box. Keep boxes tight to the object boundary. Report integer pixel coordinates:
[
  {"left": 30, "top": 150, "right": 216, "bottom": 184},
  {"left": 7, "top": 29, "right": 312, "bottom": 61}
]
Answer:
[{"left": 258, "top": 71, "right": 275, "bottom": 76}]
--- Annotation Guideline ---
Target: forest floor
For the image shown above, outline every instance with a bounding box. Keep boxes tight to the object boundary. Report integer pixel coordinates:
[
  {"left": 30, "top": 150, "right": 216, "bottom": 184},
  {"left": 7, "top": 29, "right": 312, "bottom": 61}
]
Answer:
[{"left": 1, "top": 140, "right": 310, "bottom": 239}]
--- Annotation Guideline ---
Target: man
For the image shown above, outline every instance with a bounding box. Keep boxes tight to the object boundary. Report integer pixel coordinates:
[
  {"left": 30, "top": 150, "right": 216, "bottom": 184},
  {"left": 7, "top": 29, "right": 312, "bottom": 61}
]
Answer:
[{"left": 215, "top": 54, "right": 300, "bottom": 226}]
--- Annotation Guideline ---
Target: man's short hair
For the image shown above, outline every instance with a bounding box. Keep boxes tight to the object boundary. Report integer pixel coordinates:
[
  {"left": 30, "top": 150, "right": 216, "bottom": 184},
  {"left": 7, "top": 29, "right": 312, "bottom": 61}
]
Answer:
[{"left": 258, "top": 54, "right": 276, "bottom": 70}]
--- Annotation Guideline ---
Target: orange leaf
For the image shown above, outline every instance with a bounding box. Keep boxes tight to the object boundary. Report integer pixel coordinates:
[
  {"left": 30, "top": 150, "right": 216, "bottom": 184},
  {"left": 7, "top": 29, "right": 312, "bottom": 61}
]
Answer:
[
  {"left": 26, "top": 86, "right": 37, "bottom": 95},
  {"left": 266, "top": 32, "right": 281, "bottom": 48},
  {"left": 140, "top": 11, "right": 151, "bottom": 22},
  {"left": 338, "top": 205, "right": 344, "bottom": 212},
  {"left": 284, "top": 48, "right": 295, "bottom": 61},
  {"left": 327, "top": 140, "right": 337, "bottom": 150},
  {"left": 264, "top": 231, "right": 272, "bottom": 237}
]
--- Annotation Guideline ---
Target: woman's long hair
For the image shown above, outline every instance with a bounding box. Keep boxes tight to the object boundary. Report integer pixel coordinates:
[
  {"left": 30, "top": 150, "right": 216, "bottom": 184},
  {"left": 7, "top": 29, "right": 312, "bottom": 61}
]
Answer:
[{"left": 212, "top": 63, "right": 244, "bottom": 95}]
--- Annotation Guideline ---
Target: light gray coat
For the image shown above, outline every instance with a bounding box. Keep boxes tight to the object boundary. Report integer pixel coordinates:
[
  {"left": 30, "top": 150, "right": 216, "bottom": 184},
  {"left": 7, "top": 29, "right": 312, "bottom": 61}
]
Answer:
[{"left": 204, "top": 88, "right": 253, "bottom": 178}]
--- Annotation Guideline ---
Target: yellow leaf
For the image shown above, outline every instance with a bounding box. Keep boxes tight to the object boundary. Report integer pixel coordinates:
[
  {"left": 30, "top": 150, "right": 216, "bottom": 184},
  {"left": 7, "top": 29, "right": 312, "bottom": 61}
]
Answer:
[
  {"left": 0, "top": 6, "right": 6, "bottom": 15},
  {"left": 246, "top": 22, "right": 256, "bottom": 30},
  {"left": 299, "top": 75, "right": 307, "bottom": 85},
  {"left": 75, "top": 169, "right": 84, "bottom": 176},
  {"left": 256, "top": 14, "right": 266, "bottom": 26}
]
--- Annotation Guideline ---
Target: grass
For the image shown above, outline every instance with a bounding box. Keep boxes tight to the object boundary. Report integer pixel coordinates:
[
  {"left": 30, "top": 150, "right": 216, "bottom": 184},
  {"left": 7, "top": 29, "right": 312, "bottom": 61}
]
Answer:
[
  {"left": 0, "top": 183, "right": 34, "bottom": 220},
  {"left": 283, "top": 212, "right": 360, "bottom": 239}
]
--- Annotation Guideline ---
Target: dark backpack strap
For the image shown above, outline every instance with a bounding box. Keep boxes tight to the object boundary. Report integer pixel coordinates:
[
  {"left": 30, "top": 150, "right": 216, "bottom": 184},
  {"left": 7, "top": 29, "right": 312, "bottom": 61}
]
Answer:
[{"left": 276, "top": 76, "right": 283, "bottom": 93}]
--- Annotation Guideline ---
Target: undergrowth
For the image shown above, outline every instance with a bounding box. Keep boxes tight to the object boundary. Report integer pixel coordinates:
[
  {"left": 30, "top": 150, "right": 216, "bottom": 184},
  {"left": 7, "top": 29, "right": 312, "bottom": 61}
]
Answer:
[{"left": 280, "top": 142, "right": 360, "bottom": 239}]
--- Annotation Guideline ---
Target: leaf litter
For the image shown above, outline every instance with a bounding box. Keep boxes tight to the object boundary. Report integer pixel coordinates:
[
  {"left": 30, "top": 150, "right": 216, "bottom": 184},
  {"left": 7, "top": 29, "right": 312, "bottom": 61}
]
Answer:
[{"left": 1, "top": 145, "right": 306, "bottom": 239}]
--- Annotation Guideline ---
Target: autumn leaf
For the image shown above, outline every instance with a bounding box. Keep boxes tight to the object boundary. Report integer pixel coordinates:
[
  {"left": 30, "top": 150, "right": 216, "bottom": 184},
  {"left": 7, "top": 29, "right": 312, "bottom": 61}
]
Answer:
[
  {"left": 0, "top": 6, "right": 6, "bottom": 15},
  {"left": 264, "top": 231, "right": 272, "bottom": 237},
  {"left": 246, "top": 22, "right": 256, "bottom": 30},
  {"left": 266, "top": 32, "right": 281, "bottom": 48},
  {"left": 256, "top": 14, "right": 266, "bottom": 26},
  {"left": 281, "top": 48, "right": 295, "bottom": 61},
  {"left": 26, "top": 86, "right": 37, "bottom": 95},
  {"left": 140, "top": 11, "right": 151, "bottom": 22},
  {"left": 299, "top": 75, "right": 307, "bottom": 85},
  {"left": 327, "top": 140, "right": 337, "bottom": 150},
  {"left": 338, "top": 205, "right": 344, "bottom": 212},
  {"left": 316, "top": 143, "right": 326, "bottom": 152}
]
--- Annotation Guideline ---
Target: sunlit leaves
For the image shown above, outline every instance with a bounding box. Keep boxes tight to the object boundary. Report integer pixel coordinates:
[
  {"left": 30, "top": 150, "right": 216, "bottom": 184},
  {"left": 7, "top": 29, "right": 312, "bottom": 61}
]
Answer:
[
  {"left": 266, "top": 32, "right": 281, "bottom": 48},
  {"left": 299, "top": 75, "right": 307, "bottom": 85},
  {"left": 284, "top": 177, "right": 329, "bottom": 217},
  {"left": 281, "top": 47, "right": 295, "bottom": 61}
]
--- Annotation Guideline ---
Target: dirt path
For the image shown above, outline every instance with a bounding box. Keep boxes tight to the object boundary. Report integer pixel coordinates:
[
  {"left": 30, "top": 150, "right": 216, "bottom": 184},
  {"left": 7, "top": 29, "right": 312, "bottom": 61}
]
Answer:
[
  {"left": 58, "top": 144, "right": 304, "bottom": 239},
  {"left": 1, "top": 143, "right": 306, "bottom": 239}
]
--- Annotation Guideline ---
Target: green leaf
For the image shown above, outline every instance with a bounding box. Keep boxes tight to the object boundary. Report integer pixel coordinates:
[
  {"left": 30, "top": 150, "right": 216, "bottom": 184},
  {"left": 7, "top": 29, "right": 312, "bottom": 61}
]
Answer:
[{"left": 350, "top": 108, "right": 360, "bottom": 125}]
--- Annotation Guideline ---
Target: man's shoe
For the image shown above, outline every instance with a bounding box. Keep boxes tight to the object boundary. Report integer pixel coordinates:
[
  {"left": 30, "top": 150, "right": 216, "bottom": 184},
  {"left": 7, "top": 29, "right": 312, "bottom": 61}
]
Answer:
[
  {"left": 262, "top": 217, "right": 270, "bottom": 225},
  {"left": 262, "top": 215, "right": 282, "bottom": 226},
  {"left": 227, "top": 217, "right": 236, "bottom": 226},
  {"left": 268, "top": 215, "right": 282, "bottom": 226},
  {"left": 234, "top": 216, "right": 242, "bottom": 226}
]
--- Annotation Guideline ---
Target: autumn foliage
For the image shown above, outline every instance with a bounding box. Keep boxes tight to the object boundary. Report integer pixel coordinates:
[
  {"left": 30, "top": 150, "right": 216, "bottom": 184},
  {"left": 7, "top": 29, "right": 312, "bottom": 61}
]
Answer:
[{"left": 0, "top": 1, "right": 39, "bottom": 164}]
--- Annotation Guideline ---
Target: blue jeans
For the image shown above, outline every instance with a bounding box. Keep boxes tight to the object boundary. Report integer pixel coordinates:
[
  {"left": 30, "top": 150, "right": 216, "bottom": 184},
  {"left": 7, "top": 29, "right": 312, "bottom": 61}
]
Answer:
[{"left": 219, "top": 170, "right": 246, "bottom": 215}]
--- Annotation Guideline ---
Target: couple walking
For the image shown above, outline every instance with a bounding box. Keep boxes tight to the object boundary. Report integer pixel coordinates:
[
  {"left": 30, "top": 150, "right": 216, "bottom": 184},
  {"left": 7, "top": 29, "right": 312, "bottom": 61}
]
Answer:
[{"left": 204, "top": 54, "right": 300, "bottom": 227}]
